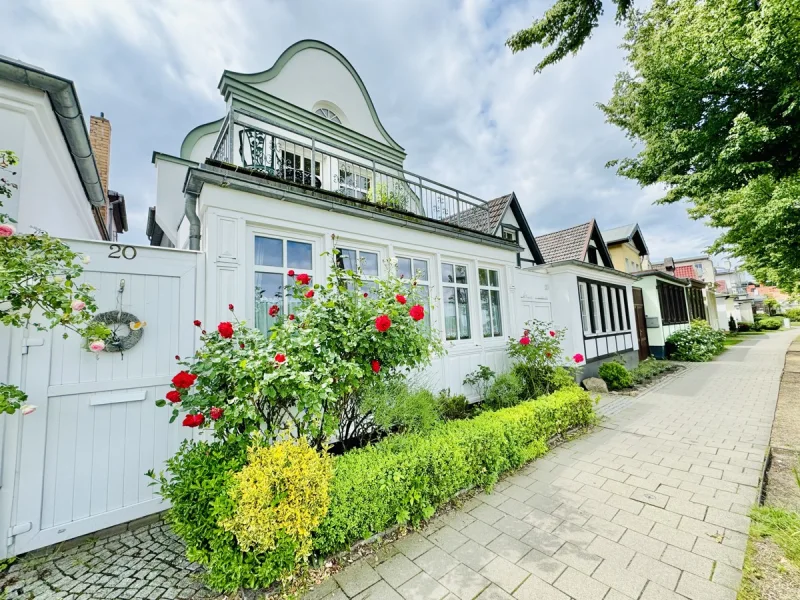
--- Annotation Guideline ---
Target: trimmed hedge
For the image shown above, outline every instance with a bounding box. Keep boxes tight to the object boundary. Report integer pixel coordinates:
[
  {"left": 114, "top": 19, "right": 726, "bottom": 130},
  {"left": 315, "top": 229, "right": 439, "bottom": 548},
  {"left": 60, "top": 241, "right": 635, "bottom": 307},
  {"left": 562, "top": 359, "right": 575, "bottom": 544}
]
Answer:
[{"left": 314, "top": 385, "right": 594, "bottom": 555}]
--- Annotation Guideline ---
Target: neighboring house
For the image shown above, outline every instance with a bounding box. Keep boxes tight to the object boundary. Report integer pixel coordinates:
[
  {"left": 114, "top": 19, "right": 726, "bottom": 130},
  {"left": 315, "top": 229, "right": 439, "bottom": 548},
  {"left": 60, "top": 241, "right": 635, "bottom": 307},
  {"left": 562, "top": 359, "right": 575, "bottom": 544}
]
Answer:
[
  {"left": 602, "top": 223, "right": 649, "bottom": 273},
  {"left": 149, "top": 40, "right": 547, "bottom": 395},
  {"left": 635, "top": 270, "right": 691, "bottom": 359},
  {"left": 650, "top": 255, "right": 717, "bottom": 286},
  {"left": 651, "top": 258, "right": 721, "bottom": 330},
  {"left": 531, "top": 221, "right": 640, "bottom": 375}
]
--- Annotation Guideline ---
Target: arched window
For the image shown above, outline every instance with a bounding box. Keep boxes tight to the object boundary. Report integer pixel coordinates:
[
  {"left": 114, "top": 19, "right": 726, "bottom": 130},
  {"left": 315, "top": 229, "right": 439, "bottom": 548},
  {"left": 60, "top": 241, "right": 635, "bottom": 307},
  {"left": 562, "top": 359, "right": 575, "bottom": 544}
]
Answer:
[{"left": 315, "top": 107, "right": 342, "bottom": 124}]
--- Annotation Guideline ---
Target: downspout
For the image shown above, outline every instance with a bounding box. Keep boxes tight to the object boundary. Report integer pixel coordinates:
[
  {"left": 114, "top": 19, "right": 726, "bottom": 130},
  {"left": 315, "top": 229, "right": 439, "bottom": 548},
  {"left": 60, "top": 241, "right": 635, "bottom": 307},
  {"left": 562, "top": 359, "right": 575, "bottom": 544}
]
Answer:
[{"left": 184, "top": 191, "right": 201, "bottom": 250}]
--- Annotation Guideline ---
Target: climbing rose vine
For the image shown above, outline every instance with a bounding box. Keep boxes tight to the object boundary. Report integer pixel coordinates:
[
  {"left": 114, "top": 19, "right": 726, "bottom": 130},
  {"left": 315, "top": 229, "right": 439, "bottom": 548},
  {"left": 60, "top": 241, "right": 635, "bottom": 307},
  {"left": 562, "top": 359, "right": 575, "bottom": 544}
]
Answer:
[{"left": 158, "top": 241, "right": 442, "bottom": 448}]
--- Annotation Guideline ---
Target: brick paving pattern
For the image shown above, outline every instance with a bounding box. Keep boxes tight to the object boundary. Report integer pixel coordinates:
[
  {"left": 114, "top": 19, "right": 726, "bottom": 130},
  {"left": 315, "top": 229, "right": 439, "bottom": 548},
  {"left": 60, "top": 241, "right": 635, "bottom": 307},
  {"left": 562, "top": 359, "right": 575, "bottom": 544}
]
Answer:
[{"left": 1, "top": 329, "right": 793, "bottom": 599}]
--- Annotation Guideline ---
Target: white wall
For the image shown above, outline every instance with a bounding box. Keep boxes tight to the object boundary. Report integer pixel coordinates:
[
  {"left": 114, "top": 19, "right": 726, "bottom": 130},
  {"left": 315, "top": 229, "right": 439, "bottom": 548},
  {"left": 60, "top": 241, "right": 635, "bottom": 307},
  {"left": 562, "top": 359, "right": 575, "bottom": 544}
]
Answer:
[
  {"left": 0, "top": 81, "right": 99, "bottom": 240},
  {"left": 638, "top": 276, "right": 690, "bottom": 349}
]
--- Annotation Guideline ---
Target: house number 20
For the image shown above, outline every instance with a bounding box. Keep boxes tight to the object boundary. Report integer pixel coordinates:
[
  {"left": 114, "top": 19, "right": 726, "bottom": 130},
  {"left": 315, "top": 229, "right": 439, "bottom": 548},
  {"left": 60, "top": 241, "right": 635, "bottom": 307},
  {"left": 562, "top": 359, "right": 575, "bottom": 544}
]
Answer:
[{"left": 108, "top": 244, "right": 137, "bottom": 260}]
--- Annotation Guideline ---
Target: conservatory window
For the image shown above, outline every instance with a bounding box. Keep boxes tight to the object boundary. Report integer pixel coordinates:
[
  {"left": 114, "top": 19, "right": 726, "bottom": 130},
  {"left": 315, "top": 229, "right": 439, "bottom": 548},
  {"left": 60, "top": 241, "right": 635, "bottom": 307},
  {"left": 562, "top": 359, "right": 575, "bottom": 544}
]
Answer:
[
  {"left": 397, "top": 255, "right": 431, "bottom": 329},
  {"left": 442, "top": 262, "right": 471, "bottom": 341},
  {"left": 254, "top": 236, "right": 314, "bottom": 333},
  {"left": 337, "top": 247, "right": 380, "bottom": 294},
  {"left": 315, "top": 107, "right": 342, "bottom": 124},
  {"left": 479, "top": 268, "right": 503, "bottom": 338}
]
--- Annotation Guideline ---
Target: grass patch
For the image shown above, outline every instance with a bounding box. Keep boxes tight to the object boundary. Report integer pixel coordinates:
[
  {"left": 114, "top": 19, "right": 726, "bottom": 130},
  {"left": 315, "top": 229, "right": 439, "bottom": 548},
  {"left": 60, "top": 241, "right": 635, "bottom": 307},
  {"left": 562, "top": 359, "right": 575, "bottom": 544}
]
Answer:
[
  {"left": 724, "top": 337, "right": 744, "bottom": 347},
  {"left": 749, "top": 506, "right": 800, "bottom": 566},
  {"left": 629, "top": 358, "right": 677, "bottom": 385}
]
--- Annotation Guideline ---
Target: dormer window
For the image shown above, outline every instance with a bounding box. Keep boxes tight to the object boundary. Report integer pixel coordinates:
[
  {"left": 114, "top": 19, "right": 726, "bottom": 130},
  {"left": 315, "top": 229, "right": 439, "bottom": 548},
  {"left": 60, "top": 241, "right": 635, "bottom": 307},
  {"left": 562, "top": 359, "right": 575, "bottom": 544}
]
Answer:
[{"left": 315, "top": 108, "right": 342, "bottom": 124}]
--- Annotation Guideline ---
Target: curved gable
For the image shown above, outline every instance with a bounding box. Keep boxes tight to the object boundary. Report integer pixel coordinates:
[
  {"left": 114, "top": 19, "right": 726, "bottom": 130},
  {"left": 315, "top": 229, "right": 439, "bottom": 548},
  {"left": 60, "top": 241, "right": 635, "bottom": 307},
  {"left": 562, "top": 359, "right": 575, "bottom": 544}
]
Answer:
[{"left": 223, "top": 40, "right": 403, "bottom": 152}]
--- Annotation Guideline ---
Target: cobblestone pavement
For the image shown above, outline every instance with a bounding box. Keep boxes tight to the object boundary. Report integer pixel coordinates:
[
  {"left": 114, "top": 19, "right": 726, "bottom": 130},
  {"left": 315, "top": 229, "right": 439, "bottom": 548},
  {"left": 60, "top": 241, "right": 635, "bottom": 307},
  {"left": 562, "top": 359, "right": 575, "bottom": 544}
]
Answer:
[
  {"left": 306, "top": 330, "right": 795, "bottom": 600},
  {"left": 1, "top": 330, "right": 794, "bottom": 599}
]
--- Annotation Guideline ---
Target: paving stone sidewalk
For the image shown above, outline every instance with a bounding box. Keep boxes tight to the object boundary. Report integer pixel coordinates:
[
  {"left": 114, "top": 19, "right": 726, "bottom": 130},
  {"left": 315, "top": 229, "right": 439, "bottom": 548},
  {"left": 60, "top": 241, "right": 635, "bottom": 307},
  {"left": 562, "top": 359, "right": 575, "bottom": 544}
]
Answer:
[
  {"left": 307, "top": 330, "right": 796, "bottom": 600},
  {"left": 1, "top": 329, "right": 794, "bottom": 599}
]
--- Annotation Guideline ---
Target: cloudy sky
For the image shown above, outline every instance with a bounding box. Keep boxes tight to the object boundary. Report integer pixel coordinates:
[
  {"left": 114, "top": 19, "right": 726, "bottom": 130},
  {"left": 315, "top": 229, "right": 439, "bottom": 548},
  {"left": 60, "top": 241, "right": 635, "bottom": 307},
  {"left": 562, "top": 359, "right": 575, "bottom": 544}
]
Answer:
[{"left": 2, "top": 0, "right": 718, "bottom": 260}]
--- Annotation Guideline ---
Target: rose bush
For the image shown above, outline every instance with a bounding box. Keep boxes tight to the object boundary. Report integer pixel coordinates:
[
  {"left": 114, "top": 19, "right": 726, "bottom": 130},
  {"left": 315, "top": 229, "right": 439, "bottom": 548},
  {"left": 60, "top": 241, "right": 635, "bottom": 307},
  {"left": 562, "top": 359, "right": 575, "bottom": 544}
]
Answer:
[
  {"left": 157, "top": 243, "right": 442, "bottom": 448},
  {"left": 507, "top": 320, "right": 579, "bottom": 399}
]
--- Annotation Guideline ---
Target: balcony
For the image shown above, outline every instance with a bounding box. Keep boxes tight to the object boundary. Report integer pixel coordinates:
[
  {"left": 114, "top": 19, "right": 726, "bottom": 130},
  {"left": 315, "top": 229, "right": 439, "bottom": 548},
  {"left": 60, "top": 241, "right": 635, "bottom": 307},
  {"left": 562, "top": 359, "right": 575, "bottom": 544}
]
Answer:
[{"left": 208, "top": 109, "right": 492, "bottom": 234}]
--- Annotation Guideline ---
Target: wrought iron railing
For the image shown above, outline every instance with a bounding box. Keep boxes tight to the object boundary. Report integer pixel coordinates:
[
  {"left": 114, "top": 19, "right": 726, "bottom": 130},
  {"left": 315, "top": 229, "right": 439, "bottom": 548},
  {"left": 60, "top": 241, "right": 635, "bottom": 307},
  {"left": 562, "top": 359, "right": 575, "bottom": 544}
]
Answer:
[{"left": 211, "top": 116, "right": 491, "bottom": 234}]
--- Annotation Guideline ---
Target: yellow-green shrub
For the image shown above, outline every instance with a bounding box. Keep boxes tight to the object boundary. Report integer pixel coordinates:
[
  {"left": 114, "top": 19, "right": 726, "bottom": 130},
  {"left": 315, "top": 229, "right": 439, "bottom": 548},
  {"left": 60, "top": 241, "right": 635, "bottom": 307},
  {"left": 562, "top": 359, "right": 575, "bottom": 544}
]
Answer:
[{"left": 221, "top": 438, "right": 333, "bottom": 564}]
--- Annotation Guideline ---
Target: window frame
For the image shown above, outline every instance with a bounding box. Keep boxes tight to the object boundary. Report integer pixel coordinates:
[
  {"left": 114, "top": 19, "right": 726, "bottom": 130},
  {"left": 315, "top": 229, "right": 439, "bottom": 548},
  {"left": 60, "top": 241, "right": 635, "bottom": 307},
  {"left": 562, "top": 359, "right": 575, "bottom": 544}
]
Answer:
[
  {"left": 657, "top": 280, "right": 690, "bottom": 325},
  {"left": 577, "top": 277, "right": 633, "bottom": 337},
  {"left": 335, "top": 245, "right": 382, "bottom": 294},
  {"left": 395, "top": 253, "right": 433, "bottom": 329},
  {"left": 478, "top": 267, "right": 503, "bottom": 338},
  {"left": 441, "top": 261, "right": 472, "bottom": 342}
]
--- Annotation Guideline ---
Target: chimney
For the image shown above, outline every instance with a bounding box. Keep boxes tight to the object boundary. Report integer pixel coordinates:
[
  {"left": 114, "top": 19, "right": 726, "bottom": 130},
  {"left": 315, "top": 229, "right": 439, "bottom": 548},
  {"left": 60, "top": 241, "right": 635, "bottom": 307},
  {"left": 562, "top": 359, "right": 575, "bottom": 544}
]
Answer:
[
  {"left": 89, "top": 112, "right": 111, "bottom": 233},
  {"left": 664, "top": 257, "right": 675, "bottom": 272}
]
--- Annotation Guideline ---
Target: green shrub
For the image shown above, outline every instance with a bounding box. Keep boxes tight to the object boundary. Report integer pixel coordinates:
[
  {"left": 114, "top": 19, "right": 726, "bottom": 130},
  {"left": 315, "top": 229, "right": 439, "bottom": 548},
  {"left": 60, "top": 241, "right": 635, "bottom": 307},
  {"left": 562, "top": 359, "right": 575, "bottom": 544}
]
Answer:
[
  {"left": 629, "top": 358, "right": 675, "bottom": 384},
  {"left": 463, "top": 365, "right": 495, "bottom": 402},
  {"left": 728, "top": 315, "right": 737, "bottom": 332},
  {"left": 667, "top": 319, "right": 726, "bottom": 361},
  {"left": 737, "top": 322, "right": 751, "bottom": 332},
  {"left": 364, "top": 382, "right": 441, "bottom": 434},
  {"left": 436, "top": 389, "right": 471, "bottom": 421},
  {"left": 484, "top": 372, "right": 524, "bottom": 410},
  {"left": 785, "top": 308, "right": 800, "bottom": 321},
  {"left": 550, "top": 367, "right": 577, "bottom": 391},
  {"left": 507, "top": 320, "right": 580, "bottom": 400},
  {"left": 759, "top": 316, "right": 783, "bottom": 330},
  {"left": 313, "top": 386, "right": 595, "bottom": 556},
  {"left": 598, "top": 361, "right": 633, "bottom": 390}
]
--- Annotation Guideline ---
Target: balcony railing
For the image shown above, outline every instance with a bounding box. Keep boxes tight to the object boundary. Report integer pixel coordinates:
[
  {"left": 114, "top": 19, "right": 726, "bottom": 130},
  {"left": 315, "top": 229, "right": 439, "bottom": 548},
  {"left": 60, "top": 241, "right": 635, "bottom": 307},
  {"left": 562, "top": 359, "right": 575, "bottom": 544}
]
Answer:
[{"left": 210, "top": 112, "right": 491, "bottom": 234}]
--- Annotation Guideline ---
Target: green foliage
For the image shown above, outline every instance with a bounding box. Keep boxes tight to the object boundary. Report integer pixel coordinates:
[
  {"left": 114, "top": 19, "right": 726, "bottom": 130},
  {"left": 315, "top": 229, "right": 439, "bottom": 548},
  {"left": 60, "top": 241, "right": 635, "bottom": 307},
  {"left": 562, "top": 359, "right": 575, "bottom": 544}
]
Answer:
[
  {"left": 0, "top": 149, "right": 109, "bottom": 414},
  {"left": 758, "top": 316, "right": 783, "bottom": 331},
  {"left": 463, "top": 365, "right": 495, "bottom": 402},
  {"left": 763, "top": 297, "right": 780, "bottom": 315},
  {"left": 785, "top": 308, "right": 800, "bottom": 322},
  {"left": 629, "top": 358, "right": 675, "bottom": 385},
  {"left": 667, "top": 320, "right": 726, "bottom": 362},
  {"left": 313, "top": 386, "right": 595, "bottom": 556},
  {"left": 737, "top": 322, "right": 752, "bottom": 332},
  {"left": 729, "top": 315, "right": 738, "bottom": 333},
  {"left": 507, "top": 0, "right": 634, "bottom": 72},
  {"left": 363, "top": 382, "right": 442, "bottom": 434},
  {"left": 507, "top": 320, "right": 579, "bottom": 400},
  {"left": 597, "top": 361, "right": 633, "bottom": 390},
  {"left": 435, "top": 389, "right": 471, "bottom": 421},
  {"left": 601, "top": 0, "right": 800, "bottom": 292},
  {"left": 484, "top": 372, "right": 524, "bottom": 410},
  {"left": 368, "top": 182, "right": 413, "bottom": 212},
  {"left": 159, "top": 240, "right": 442, "bottom": 448},
  {"left": 750, "top": 506, "right": 800, "bottom": 567}
]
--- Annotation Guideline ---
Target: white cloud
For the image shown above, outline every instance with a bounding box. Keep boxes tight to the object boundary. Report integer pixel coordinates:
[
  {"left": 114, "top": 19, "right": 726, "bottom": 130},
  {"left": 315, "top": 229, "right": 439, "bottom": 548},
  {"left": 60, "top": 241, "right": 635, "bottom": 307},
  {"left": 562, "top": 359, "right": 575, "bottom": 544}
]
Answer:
[{"left": 0, "top": 0, "right": 717, "bottom": 257}]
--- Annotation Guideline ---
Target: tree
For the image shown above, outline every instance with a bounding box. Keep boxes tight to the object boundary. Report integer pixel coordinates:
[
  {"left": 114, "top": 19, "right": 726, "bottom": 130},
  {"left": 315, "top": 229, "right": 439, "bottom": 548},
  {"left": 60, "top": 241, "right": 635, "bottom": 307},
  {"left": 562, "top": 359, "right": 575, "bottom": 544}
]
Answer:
[
  {"left": 507, "top": 0, "right": 634, "bottom": 72},
  {"left": 599, "top": 0, "right": 800, "bottom": 292},
  {"left": 1, "top": 150, "right": 108, "bottom": 414},
  {"left": 763, "top": 296, "right": 780, "bottom": 315}
]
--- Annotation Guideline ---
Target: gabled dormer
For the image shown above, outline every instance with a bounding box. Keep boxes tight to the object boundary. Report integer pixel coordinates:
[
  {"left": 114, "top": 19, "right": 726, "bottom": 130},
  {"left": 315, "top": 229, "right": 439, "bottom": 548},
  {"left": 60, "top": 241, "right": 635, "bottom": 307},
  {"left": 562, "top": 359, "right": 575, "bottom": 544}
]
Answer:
[{"left": 534, "top": 219, "right": 614, "bottom": 267}]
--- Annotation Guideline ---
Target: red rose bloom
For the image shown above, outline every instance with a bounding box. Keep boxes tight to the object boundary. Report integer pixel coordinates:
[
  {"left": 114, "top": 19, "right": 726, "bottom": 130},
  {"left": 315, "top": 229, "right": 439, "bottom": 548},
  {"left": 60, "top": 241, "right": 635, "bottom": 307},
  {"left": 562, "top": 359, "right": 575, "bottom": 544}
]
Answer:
[
  {"left": 289, "top": 314, "right": 296, "bottom": 320},
  {"left": 409, "top": 305, "right": 425, "bottom": 321},
  {"left": 288, "top": 269, "right": 295, "bottom": 277},
  {"left": 166, "top": 390, "right": 181, "bottom": 403},
  {"left": 218, "top": 321, "right": 234, "bottom": 338},
  {"left": 305, "top": 290, "right": 314, "bottom": 298},
  {"left": 546, "top": 352, "right": 552, "bottom": 358},
  {"left": 275, "top": 353, "right": 286, "bottom": 364},
  {"left": 240, "top": 342, "right": 245, "bottom": 349},
  {"left": 520, "top": 336, "right": 531, "bottom": 346},
  {"left": 229, "top": 304, "right": 234, "bottom": 311},
  {"left": 210, "top": 407, "right": 224, "bottom": 421},
  {"left": 296, "top": 273, "right": 310, "bottom": 285},
  {"left": 371, "top": 360, "right": 381, "bottom": 373},
  {"left": 395, "top": 294, "right": 407, "bottom": 305},
  {"left": 268, "top": 304, "right": 280, "bottom": 317},
  {"left": 175, "top": 355, "right": 180, "bottom": 360},
  {"left": 172, "top": 371, "right": 197, "bottom": 389},
  {"left": 193, "top": 319, "right": 201, "bottom": 327},
  {"left": 375, "top": 315, "right": 392, "bottom": 332},
  {"left": 182, "top": 413, "right": 204, "bottom": 428},
  {"left": 363, "top": 292, "right": 368, "bottom": 298},
  {"left": 573, "top": 353, "right": 584, "bottom": 363},
  {"left": 549, "top": 330, "right": 555, "bottom": 337}
]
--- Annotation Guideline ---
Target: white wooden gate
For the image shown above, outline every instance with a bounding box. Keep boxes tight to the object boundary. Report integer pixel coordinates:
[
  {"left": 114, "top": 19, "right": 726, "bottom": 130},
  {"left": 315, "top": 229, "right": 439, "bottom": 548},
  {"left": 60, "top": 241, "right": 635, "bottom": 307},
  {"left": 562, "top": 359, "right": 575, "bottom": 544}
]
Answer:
[{"left": 8, "top": 240, "right": 201, "bottom": 554}]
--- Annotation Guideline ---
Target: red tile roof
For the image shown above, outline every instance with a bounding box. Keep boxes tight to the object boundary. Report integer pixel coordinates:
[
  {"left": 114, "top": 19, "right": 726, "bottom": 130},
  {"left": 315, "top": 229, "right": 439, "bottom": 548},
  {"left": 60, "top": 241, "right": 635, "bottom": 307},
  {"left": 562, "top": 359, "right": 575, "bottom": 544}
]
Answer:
[
  {"left": 674, "top": 265, "right": 698, "bottom": 279},
  {"left": 716, "top": 280, "right": 728, "bottom": 292}
]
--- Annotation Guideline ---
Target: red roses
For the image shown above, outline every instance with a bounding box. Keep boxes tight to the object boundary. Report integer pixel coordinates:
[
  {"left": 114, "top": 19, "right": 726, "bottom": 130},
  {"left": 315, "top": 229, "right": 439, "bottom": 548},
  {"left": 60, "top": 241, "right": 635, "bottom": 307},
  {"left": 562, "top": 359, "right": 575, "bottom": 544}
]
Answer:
[
  {"left": 296, "top": 273, "right": 310, "bottom": 285},
  {"left": 305, "top": 290, "right": 314, "bottom": 298},
  {"left": 289, "top": 314, "right": 296, "bottom": 320},
  {"left": 182, "top": 413, "right": 204, "bottom": 427},
  {"left": 275, "top": 353, "right": 286, "bottom": 364},
  {"left": 268, "top": 304, "right": 280, "bottom": 317},
  {"left": 371, "top": 360, "right": 381, "bottom": 373},
  {"left": 218, "top": 321, "right": 234, "bottom": 338},
  {"left": 229, "top": 304, "right": 234, "bottom": 311},
  {"left": 172, "top": 371, "right": 197, "bottom": 389},
  {"left": 409, "top": 305, "right": 425, "bottom": 321},
  {"left": 549, "top": 330, "right": 555, "bottom": 337},
  {"left": 573, "top": 353, "right": 584, "bottom": 363},
  {"left": 395, "top": 294, "right": 407, "bottom": 305},
  {"left": 375, "top": 315, "right": 392, "bottom": 332},
  {"left": 288, "top": 269, "right": 295, "bottom": 277},
  {"left": 520, "top": 336, "right": 531, "bottom": 346},
  {"left": 210, "top": 407, "right": 224, "bottom": 420},
  {"left": 166, "top": 390, "right": 181, "bottom": 403},
  {"left": 193, "top": 319, "right": 201, "bottom": 327}
]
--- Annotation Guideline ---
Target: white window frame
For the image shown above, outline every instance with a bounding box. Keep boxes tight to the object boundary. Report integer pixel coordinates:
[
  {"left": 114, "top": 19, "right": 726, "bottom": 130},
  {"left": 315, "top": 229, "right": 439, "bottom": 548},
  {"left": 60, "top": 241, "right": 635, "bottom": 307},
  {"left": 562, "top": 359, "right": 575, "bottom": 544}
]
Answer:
[
  {"left": 478, "top": 267, "right": 503, "bottom": 338},
  {"left": 441, "top": 261, "right": 472, "bottom": 341},
  {"left": 395, "top": 253, "right": 432, "bottom": 329},
  {"left": 578, "top": 282, "right": 591, "bottom": 334},
  {"left": 335, "top": 245, "right": 382, "bottom": 293}
]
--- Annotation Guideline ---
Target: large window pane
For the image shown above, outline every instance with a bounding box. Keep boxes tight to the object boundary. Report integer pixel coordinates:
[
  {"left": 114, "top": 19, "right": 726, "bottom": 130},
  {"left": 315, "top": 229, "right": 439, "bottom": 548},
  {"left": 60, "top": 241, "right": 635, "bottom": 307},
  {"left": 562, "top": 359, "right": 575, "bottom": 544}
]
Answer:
[
  {"left": 457, "top": 288, "right": 471, "bottom": 339},
  {"left": 413, "top": 259, "right": 428, "bottom": 281},
  {"left": 455, "top": 265, "right": 468, "bottom": 284},
  {"left": 287, "top": 241, "right": 312, "bottom": 269},
  {"left": 255, "top": 272, "right": 283, "bottom": 333},
  {"left": 489, "top": 270, "right": 499, "bottom": 287},
  {"left": 397, "top": 257, "right": 412, "bottom": 279},
  {"left": 479, "top": 268, "right": 489, "bottom": 286},
  {"left": 338, "top": 248, "right": 357, "bottom": 271},
  {"left": 579, "top": 282, "right": 590, "bottom": 333},
  {"left": 361, "top": 251, "right": 379, "bottom": 276},
  {"left": 442, "top": 263, "right": 454, "bottom": 283},
  {"left": 490, "top": 290, "right": 502, "bottom": 336},
  {"left": 480, "top": 289, "right": 492, "bottom": 337},
  {"left": 255, "top": 236, "right": 282, "bottom": 267},
  {"left": 443, "top": 287, "right": 457, "bottom": 340}
]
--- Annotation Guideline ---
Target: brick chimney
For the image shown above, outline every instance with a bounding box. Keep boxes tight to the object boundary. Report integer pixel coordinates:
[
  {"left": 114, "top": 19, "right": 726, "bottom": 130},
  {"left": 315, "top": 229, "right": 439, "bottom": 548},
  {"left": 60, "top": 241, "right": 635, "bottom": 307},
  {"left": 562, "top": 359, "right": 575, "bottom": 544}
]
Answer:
[{"left": 89, "top": 113, "right": 111, "bottom": 232}]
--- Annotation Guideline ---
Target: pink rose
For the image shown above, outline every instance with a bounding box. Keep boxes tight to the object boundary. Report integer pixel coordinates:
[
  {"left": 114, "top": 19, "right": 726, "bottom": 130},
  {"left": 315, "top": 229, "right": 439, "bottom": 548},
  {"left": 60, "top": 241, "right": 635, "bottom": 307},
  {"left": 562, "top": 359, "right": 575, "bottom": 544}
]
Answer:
[
  {"left": 89, "top": 340, "right": 105, "bottom": 352},
  {"left": 0, "top": 223, "right": 15, "bottom": 237},
  {"left": 71, "top": 299, "right": 86, "bottom": 312},
  {"left": 21, "top": 405, "right": 37, "bottom": 416},
  {"left": 573, "top": 353, "right": 584, "bottom": 363}
]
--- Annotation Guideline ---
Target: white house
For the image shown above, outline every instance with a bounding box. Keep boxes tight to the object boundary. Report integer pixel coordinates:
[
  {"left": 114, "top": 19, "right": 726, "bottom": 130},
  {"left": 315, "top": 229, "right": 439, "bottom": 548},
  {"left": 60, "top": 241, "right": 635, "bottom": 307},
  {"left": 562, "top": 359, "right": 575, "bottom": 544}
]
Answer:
[
  {"left": 149, "top": 40, "right": 556, "bottom": 394},
  {"left": 634, "top": 270, "right": 692, "bottom": 359}
]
